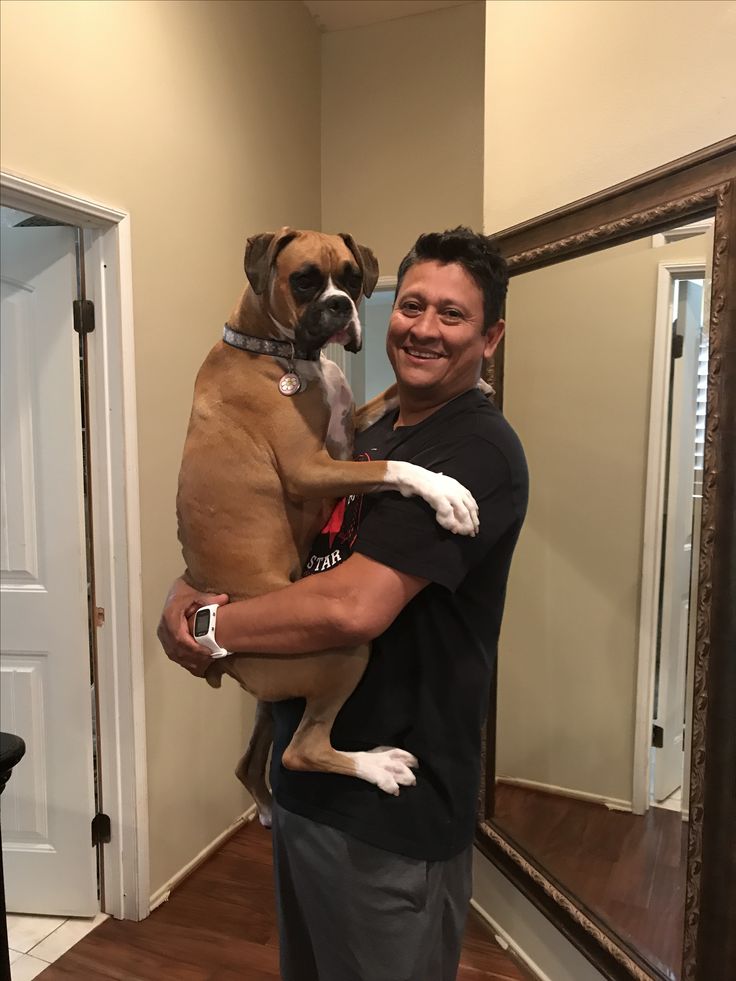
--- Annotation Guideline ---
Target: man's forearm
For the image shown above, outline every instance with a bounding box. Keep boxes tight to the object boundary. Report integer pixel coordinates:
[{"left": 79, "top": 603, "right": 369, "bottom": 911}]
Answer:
[
  {"left": 214, "top": 574, "right": 360, "bottom": 655},
  {"left": 210, "top": 553, "right": 427, "bottom": 657}
]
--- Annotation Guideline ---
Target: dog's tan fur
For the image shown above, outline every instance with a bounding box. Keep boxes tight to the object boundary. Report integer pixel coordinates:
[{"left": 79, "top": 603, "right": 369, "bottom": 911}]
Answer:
[{"left": 177, "top": 230, "right": 412, "bottom": 822}]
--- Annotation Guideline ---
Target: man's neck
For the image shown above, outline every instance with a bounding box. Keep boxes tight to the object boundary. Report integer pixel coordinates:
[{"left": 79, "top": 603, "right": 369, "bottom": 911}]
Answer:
[{"left": 394, "top": 387, "right": 472, "bottom": 429}]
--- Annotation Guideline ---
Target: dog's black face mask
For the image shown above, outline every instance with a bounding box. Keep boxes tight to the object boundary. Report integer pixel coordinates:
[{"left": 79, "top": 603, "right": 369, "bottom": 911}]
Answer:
[{"left": 291, "top": 262, "right": 363, "bottom": 353}]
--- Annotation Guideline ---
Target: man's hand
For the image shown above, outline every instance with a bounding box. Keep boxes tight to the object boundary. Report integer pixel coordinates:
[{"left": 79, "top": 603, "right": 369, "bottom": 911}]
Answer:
[{"left": 157, "top": 577, "right": 229, "bottom": 677}]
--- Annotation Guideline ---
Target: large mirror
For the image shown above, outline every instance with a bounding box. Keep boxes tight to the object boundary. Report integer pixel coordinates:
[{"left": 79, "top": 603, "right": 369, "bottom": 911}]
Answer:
[{"left": 476, "top": 141, "right": 736, "bottom": 981}]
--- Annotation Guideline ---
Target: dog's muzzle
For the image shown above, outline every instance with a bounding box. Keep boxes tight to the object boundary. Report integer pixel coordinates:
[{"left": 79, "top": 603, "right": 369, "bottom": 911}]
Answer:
[{"left": 296, "top": 293, "right": 362, "bottom": 353}]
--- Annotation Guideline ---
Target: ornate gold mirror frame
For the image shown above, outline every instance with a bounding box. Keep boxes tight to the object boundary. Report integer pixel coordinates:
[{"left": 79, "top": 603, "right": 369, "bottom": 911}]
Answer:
[{"left": 477, "top": 138, "right": 736, "bottom": 981}]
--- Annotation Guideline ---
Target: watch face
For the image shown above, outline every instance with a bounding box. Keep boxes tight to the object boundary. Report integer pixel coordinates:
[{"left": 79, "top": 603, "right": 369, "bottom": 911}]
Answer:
[{"left": 194, "top": 609, "right": 211, "bottom": 637}]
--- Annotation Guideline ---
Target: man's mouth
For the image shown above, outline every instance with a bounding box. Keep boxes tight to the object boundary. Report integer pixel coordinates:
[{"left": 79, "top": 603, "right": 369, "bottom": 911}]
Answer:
[{"left": 403, "top": 347, "right": 443, "bottom": 360}]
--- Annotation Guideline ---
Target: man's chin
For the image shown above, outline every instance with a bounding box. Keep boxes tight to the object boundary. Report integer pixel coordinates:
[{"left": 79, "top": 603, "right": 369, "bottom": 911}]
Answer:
[
  {"left": 395, "top": 363, "right": 444, "bottom": 389},
  {"left": 396, "top": 374, "right": 444, "bottom": 398}
]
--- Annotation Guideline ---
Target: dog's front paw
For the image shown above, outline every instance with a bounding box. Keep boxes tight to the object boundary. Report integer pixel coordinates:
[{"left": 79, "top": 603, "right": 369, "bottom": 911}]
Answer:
[
  {"left": 428, "top": 473, "right": 479, "bottom": 537},
  {"left": 386, "top": 462, "right": 480, "bottom": 536}
]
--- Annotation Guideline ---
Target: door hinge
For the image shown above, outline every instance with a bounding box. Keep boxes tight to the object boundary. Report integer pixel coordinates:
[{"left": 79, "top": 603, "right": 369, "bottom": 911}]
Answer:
[
  {"left": 652, "top": 724, "right": 664, "bottom": 748},
  {"left": 95, "top": 606, "right": 105, "bottom": 628},
  {"left": 91, "top": 812, "right": 111, "bottom": 846},
  {"left": 671, "top": 331, "right": 684, "bottom": 359},
  {"left": 73, "top": 298, "right": 95, "bottom": 334}
]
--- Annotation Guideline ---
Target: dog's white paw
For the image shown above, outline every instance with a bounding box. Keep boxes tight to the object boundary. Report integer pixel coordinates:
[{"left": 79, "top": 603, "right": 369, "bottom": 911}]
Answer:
[
  {"left": 386, "top": 462, "right": 479, "bottom": 537},
  {"left": 347, "top": 747, "right": 419, "bottom": 796},
  {"left": 427, "top": 473, "right": 479, "bottom": 537}
]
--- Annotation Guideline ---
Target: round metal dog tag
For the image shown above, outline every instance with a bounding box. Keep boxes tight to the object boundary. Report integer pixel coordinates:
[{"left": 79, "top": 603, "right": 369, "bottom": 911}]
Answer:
[{"left": 279, "top": 371, "right": 302, "bottom": 396}]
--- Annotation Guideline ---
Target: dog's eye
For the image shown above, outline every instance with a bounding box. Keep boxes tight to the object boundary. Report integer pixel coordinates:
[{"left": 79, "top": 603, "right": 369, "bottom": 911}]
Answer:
[
  {"left": 340, "top": 267, "right": 363, "bottom": 297},
  {"left": 291, "top": 272, "right": 322, "bottom": 296}
]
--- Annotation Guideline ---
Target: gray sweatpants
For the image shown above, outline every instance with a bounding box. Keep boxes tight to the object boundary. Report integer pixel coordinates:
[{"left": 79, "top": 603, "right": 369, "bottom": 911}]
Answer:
[{"left": 271, "top": 803, "right": 473, "bottom": 981}]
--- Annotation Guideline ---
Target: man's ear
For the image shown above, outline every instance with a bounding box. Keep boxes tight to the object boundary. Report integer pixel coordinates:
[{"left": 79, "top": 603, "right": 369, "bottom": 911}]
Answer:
[
  {"left": 245, "top": 227, "right": 298, "bottom": 295},
  {"left": 483, "top": 320, "right": 505, "bottom": 360},
  {"left": 339, "top": 233, "right": 379, "bottom": 298}
]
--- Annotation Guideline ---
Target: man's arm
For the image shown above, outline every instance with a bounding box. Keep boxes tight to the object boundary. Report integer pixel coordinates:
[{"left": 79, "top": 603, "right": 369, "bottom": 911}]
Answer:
[{"left": 158, "top": 553, "right": 428, "bottom": 676}]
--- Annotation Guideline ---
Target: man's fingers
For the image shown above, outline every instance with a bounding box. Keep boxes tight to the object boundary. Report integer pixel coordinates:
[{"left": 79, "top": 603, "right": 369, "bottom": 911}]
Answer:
[
  {"left": 158, "top": 579, "right": 229, "bottom": 678},
  {"left": 184, "top": 592, "right": 230, "bottom": 617}
]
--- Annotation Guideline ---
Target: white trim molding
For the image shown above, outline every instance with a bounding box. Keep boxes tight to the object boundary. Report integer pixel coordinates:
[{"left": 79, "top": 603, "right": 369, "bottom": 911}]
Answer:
[
  {"left": 0, "top": 171, "right": 149, "bottom": 920},
  {"left": 149, "top": 806, "right": 257, "bottom": 912},
  {"left": 496, "top": 776, "right": 631, "bottom": 813},
  {"left": 469, "top": 897, "right": 553, "bottom": 981},
  {"left": 0, "top": 170, "right": 127, "bottom": 226}
]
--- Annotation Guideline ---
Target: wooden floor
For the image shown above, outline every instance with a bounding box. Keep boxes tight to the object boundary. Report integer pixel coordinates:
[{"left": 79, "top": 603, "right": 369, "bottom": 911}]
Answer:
[
  {"left": 39, "top": 818, "right": 531, "bottom": 980},
  {"left": 493, "top": 783, "right": 687, "bottom": 980}
]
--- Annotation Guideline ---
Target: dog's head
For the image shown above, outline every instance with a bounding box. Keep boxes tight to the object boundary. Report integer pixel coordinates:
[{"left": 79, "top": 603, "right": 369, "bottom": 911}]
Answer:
[{"left": 244, "top": 228, "right": 379, "bottom": 353}]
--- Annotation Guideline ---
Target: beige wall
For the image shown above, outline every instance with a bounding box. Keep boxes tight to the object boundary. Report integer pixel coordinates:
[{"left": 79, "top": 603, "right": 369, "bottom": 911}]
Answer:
[
  {"left": 0, "top": 0, "right": 321, "bottom": 894},
  {"left": 498, "top": 232, "right": 707, "bottom": 803},
  {"left": 321, "top": 0, "right": 485, "bottom": 276},
  {"left": 484, "top": 0, "right": 736, "bottom": 231}
]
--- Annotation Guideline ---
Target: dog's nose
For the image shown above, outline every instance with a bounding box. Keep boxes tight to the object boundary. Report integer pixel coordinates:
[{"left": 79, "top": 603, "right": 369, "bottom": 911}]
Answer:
[{"left": 325, "top": 294, "right": 351, "bottom": 316}]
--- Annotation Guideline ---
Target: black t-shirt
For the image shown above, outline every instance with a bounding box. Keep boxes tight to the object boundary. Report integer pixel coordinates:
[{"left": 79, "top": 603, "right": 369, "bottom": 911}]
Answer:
[{"left": 270, "top": 388, "right": 528, "bottom": 861}]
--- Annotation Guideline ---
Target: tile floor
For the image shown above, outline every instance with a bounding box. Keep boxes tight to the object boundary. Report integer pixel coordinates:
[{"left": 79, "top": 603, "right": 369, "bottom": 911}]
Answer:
[{"left": 6, "top": 911, "right": 108, "bottom": 980}]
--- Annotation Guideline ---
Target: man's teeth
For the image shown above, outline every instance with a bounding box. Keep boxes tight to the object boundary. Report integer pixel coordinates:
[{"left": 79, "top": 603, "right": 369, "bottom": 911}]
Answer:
[{"left": 406, "top": 349, "right": 440, "bottom": 359}]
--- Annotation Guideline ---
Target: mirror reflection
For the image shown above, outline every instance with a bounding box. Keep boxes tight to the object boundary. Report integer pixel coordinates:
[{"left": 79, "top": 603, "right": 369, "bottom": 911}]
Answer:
[{"left": 493, "top": 218, "right": 714, "bottom": 981}]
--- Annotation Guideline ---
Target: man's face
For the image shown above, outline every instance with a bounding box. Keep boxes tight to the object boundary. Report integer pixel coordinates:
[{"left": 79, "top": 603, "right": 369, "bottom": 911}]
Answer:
[{"left": 387, "top": 260, "right": 504, "bottom": 406}]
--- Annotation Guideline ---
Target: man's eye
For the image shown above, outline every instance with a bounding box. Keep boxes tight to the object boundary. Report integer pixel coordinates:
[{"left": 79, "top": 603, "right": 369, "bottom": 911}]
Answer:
[
  {"left": 401, "top": 300, "right": 421, "bottom": 313},
  {"left": 444, "top": 308, "right": 463, "bottom": 320}
]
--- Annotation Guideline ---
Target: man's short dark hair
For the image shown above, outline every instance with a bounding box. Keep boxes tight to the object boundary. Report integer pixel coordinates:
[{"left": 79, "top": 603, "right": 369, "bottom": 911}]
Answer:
[{"left": 395, "top": 227, "right": 508, "bottom": 332}]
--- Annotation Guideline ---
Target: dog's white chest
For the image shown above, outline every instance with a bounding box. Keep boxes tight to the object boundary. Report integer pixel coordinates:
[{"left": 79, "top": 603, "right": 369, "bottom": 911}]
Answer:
[{"left": 320, "top": 355, "right": 355, "bottom": 461}]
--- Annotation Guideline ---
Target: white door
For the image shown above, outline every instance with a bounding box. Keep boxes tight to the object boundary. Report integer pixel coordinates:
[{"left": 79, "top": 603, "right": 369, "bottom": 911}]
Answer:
[
  {"left": 653, "top": 279, "right": 702, "bottom": 803},
  {"left": 0, "top": 219, "right": 98, "bottom": 915}
]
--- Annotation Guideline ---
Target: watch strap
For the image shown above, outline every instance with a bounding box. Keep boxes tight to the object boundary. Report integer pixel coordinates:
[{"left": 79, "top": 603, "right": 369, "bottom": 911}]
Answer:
[{"left": 193, "top": 604, "right": 231, "bottom": 658}]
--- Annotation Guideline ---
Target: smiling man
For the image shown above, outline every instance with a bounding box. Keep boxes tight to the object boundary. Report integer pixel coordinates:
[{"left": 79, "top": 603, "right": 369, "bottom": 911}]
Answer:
[{"left": 159, "top": 227, "right": 528, "bottom": 981}]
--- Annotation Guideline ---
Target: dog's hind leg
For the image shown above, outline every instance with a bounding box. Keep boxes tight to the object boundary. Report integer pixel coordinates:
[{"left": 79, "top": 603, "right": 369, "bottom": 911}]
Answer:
[
  {"left": 281, "top": 647, "right": 418, "bottom": 795},
  {"left": 235, "top": 699, "right": 274, "bottom": 828}
]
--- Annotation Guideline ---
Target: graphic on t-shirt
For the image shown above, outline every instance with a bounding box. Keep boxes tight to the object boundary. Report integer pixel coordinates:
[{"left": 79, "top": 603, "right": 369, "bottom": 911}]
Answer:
[{"left": 302, "top": 452, "right": 371, "bottom": 576}]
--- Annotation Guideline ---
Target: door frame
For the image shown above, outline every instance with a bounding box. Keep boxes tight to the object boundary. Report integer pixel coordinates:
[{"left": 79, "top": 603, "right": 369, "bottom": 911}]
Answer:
[
  {"left": 632, "top": 258, "right": 706, "bottom": 815},
  {"left": 0, "top": 171, "right": 150, "bottom": 920},
  {"left": 336, "top": 274, "right": 397, "bottom": 405}
]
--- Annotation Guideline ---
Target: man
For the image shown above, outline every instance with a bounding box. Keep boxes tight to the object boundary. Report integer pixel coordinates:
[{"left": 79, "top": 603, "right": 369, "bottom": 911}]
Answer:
[{"left": 159, "top": 227, "right": 528, "bottom": 981}]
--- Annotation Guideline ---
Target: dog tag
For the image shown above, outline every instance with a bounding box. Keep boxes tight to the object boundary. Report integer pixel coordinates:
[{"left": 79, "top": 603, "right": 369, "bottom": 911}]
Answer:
[{"left": 279, "top": 371, "right": 302, "bottom": 396}]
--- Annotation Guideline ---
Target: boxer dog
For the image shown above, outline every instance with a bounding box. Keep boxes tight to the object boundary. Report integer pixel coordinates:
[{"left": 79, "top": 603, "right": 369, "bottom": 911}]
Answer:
[{"left": 177, "top": 228, "right": 479, "bottom": 826}]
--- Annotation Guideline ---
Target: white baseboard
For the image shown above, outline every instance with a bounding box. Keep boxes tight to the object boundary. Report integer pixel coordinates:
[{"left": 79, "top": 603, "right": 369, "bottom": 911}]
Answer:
[
  {"left": 149, "top": 805, "right": 258, "bottom": 912},
  {"left": 496, "top": 775, "right": 631, "bottom": 812},
  {"left": 470, "top": 897, "right": 553, "bottom": 981}
]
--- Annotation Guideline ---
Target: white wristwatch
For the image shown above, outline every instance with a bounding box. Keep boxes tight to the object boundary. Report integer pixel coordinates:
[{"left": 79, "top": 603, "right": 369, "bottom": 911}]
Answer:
[{"left": 192, "top": 604, "right": 231, "bottom": 658}]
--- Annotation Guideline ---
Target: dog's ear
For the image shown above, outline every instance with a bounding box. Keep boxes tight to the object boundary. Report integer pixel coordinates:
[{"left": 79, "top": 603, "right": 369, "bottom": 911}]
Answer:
[
  {"left": 245, "top": 227, "right": 298, "bottom": 295},
  {"left": 339, "top": 233, "right": 379, "bottom": 298}
]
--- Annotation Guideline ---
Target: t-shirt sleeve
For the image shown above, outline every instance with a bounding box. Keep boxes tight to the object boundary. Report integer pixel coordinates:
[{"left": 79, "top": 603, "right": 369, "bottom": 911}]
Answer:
[{"left": 353, "top": 436, "right": 522, "bottom": 591}]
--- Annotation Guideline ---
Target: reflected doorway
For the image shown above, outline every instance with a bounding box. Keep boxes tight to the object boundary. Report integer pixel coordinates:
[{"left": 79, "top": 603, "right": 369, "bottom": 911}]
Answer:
[{"left": 643, "top": 266, "right": 707, "bottom": 818}]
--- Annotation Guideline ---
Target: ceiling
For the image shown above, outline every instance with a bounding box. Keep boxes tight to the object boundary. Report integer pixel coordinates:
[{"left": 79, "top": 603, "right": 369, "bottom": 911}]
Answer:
[{"left": 302, "top": 0, "right": 472, "bottom": 33}]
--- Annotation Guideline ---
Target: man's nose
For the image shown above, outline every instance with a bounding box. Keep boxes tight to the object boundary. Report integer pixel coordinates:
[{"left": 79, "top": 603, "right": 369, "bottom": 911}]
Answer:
[{"left": 409, "top": 309, "right": 440, "bottom": 338}]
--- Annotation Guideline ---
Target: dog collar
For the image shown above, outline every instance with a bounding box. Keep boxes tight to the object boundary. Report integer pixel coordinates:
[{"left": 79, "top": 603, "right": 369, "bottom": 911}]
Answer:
[{"left": 222, "top": 325, "right": 321, "bottom": 363}]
